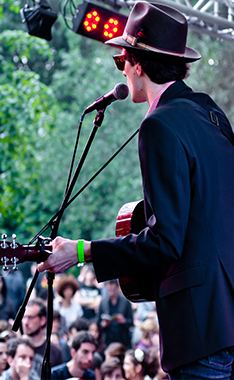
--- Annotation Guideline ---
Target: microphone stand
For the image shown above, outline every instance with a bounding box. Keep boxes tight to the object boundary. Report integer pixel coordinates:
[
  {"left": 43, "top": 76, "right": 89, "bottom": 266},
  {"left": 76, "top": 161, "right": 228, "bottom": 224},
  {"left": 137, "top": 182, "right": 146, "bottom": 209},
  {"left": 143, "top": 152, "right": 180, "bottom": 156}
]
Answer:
[
  {"left": 41, "top": 109, "right": 105, "bottom": 380},
  {"left": 12, "top": 108, "right": 106, "bottom": 380}
]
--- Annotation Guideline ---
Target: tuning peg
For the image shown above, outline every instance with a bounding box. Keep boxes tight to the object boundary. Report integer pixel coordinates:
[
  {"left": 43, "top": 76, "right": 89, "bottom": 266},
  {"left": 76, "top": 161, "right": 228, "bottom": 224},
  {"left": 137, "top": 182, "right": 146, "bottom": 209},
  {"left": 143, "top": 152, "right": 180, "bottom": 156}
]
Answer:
[
  {"left": 11, "top": 256, "right": 19, "bottom": 271},
  {"left": 1, "top": 256, "right": 9, "bottom": 271},
  {"left": 1, "top": 234, "right": 8, "bottom": 249},
  {"left": 11, "top": 234, "right": 18, "bottom": 249}
]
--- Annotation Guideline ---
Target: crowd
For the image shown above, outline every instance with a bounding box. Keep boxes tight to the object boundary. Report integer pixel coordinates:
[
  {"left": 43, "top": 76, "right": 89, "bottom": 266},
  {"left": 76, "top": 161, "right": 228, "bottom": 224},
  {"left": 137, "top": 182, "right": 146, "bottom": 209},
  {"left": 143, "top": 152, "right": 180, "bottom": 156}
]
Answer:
[{"left": 0, "top": 264, "right": 168, "bottom": 380}]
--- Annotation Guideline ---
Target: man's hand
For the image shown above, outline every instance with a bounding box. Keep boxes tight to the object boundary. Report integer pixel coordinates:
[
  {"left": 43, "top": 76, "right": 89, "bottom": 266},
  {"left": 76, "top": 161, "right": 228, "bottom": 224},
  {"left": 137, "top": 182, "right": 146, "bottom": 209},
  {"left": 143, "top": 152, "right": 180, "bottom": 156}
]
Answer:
[
  {"left": 37, "top": 236, "right": 91, "bottom": 273},
  {"left": 15, "top": 357, "right": 31, "bottom": 380}
]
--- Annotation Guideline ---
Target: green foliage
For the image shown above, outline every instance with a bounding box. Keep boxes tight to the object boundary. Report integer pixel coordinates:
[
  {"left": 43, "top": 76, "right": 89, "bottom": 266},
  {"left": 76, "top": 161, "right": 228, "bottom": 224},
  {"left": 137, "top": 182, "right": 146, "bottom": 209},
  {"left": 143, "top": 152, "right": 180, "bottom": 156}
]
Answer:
[{"left": 0, "top": 29, "right": 60, "bottom": 237}]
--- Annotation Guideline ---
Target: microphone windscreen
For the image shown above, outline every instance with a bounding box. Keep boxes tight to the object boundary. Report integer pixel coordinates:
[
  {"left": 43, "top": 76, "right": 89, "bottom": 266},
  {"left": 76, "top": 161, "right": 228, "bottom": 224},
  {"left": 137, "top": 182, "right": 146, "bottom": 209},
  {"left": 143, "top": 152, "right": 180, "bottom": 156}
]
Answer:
[{"left": 114, "top": 83, "right": 129, "bottom": 100}]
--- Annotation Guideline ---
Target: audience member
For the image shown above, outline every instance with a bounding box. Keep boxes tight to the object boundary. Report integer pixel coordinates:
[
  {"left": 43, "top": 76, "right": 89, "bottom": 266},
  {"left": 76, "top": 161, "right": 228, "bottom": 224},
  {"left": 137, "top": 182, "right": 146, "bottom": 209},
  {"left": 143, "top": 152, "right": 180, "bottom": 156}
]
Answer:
[
  {"left": 0, "top": 277, "right": 15, "bottom": 321},
  {"left": 26, "top": 264, "right": 45, "bottom": 299},
  {"left": 74, "top": 266, "right": 102, "bottom": 320},
  {"left": 123, "top": 348, "right": 159, "bottom": 380},
  {"left": 132, "top": 303, "right": 157, "bottom": 347},
  {"left": 51, "top": 330, "right": 97, "bottom": 379},
  {"left": 54, "top": 274, "right": 83, "bottom": 328},
  {"left": 51, "top": 332, "right": 71, "bottom": 363},
  {"left": 98, "top": 280, "right": 133, "bottom": 348},
  {"left": 0, "top": 337, "right": 39, "bottom": 380},
  {"left": 3, "top": 271, "right": 25, "bottom": 312},
  {"left": 135, "top": 319, "right": 159, "bottom": 351},
  {"left": 100, "top": 358, "right": 123, "bottom": 380},
  {"left": 0, "top": 321, "right": 16, "bottom": 341},
  {"left": 88, "top": 321, "right": 106, "bottom": 357},
  {"left": 67, "top": 317, "right": 89, "bottom": 348},
  {"left": 21, "top": 298, "right": 63, "bottom": 377},
  {"left": 104, "top": 343, "right": 127, "bottom": 366},
  {"left": 89, "top": 352, "right": 104, "bottom": 380},
  {"left": 0, "top": 338, "right": 7, "bottom": 376},
  {"left": 52, "top": 310, "right": 67, "bottom": 340}
]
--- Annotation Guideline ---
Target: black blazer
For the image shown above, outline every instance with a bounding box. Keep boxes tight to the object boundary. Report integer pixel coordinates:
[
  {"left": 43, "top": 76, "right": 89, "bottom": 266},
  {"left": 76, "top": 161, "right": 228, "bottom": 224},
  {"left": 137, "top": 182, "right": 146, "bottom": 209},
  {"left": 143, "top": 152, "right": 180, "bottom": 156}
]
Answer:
[{"left": 91, "top": 81, "right": 234, "bottom": 371}]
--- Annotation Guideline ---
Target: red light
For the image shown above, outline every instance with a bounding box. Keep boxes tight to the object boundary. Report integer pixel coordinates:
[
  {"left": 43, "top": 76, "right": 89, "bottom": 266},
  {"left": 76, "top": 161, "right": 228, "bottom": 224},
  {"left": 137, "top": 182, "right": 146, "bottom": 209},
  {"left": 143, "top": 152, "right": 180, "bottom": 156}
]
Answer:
[
  {"left": 103, "top": 17, "right": 119, "bottom": 38},
  {"left": 83, "top": 9, "right": 101, "bottom": 32}
]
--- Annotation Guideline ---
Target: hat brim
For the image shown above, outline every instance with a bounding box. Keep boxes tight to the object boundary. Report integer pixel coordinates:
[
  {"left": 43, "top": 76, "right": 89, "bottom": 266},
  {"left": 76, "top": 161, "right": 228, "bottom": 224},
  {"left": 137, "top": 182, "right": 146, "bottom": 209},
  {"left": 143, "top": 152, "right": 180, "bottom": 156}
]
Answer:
[{"left": 105, "top": 36, "right": 201, "bottom": 62}]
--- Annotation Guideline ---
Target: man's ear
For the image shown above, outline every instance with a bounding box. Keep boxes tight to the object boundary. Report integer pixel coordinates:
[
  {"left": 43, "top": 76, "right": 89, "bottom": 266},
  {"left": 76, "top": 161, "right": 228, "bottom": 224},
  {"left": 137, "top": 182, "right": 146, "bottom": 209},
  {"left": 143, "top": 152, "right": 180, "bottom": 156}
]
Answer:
[
  {"left": 40, "top": 315, "right": 47, "bottom": 328},
  {"left": 135, "top": 62, "right": 143, "bottom": 76},
  {"left": 70, "top": 348, "right": 76, "bottom": 359},
  {"left": 7, "top": 356, "right": 13, "bottom": 367}
]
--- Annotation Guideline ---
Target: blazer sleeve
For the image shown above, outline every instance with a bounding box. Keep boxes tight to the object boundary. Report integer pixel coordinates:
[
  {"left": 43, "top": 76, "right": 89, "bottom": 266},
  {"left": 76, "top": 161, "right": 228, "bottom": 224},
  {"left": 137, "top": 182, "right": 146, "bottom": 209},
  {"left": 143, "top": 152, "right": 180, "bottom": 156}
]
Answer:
[{"left": 91, "top": 111, "right": 191, "bottom": 283}]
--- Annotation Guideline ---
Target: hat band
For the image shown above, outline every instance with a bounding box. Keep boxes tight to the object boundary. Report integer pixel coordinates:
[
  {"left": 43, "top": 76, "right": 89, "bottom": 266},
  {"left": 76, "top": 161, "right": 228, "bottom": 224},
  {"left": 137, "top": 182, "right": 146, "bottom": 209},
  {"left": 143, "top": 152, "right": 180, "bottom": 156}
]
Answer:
[{"left": 123, "top": 32, "right": 185, "bottom": 57}]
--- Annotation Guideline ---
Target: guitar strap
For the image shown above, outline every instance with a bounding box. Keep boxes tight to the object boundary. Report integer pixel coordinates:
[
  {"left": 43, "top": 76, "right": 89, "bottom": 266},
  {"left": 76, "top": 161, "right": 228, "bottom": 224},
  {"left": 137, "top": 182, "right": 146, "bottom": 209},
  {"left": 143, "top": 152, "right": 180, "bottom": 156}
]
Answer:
[{"left": 167, "top": 98, "right": 234, "bottom": 147}]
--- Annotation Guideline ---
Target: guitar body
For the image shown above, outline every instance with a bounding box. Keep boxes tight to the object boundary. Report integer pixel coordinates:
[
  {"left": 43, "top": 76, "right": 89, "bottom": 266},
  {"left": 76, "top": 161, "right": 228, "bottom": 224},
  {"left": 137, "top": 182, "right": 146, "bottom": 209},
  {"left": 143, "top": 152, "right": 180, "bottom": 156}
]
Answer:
[{"left": 116, "top": 200, "right": 155, "bottom": 303}]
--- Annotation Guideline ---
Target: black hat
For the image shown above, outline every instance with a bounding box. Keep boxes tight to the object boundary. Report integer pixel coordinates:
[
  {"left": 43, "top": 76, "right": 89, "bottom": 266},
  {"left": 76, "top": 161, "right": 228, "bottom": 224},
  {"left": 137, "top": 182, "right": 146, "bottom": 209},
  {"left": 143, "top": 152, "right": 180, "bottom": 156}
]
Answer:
[{"left": 105, "top": 1, "right": 201, "bottom": 62}]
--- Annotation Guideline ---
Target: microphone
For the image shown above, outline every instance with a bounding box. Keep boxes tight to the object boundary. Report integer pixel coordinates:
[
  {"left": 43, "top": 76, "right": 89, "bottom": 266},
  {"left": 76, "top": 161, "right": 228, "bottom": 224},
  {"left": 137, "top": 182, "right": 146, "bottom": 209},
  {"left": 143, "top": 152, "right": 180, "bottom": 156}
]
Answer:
[{"left": 83, "top": 83, "right": 129, "bottom": 115}]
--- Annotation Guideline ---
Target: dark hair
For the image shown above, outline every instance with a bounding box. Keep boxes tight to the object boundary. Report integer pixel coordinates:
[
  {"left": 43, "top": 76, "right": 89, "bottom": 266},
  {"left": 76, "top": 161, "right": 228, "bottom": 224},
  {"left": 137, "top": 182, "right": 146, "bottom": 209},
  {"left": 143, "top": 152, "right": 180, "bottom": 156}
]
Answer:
[
  {"left": 27, "top": 298, "right": 46, "bottom": 318},
  {"left": 105, "top": 280, "right": 119, "bottom": 287},
  {"left": 126, "top": 50, "right": 189, "bottom": 84},
  {"left": 68, "top": 317, "right": 89, "bottom": 333},
  {"left": 72, "top": 331, "right": 97, "bottom": 351},
  {"left": 7, "top": 338, "right": 34, "bottom": 358},
  {"left": 125, "top": 348, "right": 159, "bottom": 379},
  {"left": 100, "top": 358, "right": 122, "bottom": 380},
  {"left": 105, "top": 342, "right": 127, "bottom": 365},
  {"left": 53, "top": 310, "right": 61, "bottom": 321}
]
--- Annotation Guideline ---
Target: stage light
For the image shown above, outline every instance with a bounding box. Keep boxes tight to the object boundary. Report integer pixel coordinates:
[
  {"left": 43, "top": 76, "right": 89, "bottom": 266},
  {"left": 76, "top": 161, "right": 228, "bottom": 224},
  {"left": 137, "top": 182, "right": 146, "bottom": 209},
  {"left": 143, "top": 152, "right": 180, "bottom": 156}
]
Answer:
[
  {"left": 72, "top": 0, "right": 127, "bottom": 43},
  {"left": 20, "top": 0, "right": 57, "bottom": 41}
]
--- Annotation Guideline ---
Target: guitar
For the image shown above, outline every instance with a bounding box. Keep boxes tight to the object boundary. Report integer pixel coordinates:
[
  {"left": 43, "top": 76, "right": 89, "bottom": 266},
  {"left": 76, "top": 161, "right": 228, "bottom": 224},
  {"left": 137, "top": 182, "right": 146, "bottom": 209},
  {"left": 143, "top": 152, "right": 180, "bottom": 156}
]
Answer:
[
  {"left": 0, "top": 234, "right": 52, "bottom": 271},
  {"left": 116, "top": 200, "right": 155, "bottom": 303}
]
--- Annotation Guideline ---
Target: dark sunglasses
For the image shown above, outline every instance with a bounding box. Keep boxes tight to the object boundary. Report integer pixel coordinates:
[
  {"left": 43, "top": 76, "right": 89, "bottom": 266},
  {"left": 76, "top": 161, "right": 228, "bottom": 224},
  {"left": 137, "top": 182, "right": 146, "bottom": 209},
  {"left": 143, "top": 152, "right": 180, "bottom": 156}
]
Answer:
[{"left": 113, "top": 54, "right": 126, "bottom": 71}]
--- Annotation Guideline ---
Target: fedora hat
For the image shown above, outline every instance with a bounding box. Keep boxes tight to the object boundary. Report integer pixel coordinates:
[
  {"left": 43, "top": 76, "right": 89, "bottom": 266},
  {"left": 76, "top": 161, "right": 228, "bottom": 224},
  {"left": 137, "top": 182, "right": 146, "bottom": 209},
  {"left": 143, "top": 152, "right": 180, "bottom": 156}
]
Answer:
[{"left": 105, "top": 1, "right": 201, "bottom": 62}]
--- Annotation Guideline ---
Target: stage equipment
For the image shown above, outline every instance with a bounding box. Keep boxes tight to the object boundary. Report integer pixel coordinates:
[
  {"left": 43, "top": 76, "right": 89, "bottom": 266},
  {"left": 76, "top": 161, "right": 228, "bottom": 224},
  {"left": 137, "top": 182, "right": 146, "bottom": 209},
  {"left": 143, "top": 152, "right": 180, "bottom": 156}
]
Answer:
[
  {"left": 20, "top": 0, "right": 57, "bottom": 41},
  {"left": 72, "top": 0, "right": 127, "bottom": 42}
]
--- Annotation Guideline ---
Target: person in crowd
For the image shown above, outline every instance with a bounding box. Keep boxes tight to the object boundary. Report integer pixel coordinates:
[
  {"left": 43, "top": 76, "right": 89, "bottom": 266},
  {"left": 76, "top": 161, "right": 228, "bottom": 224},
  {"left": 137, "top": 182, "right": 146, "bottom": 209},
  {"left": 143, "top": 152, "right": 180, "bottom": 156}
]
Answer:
[
  {"left": 51, "top": 330, "right": 97, "bottom": 380},
  {"left": 54, "top": 274, "right": 83, "bottom": 329},
  {"left": 132, "top": 303, "right": 157, "bottom": 348},
  {"left": 100, "top": 357, "right": 124, "bottom": 380},
  {"left": 38, "top": 1, "right": 234, "bottom": 378},
  {"left": 89, "top": 351, "right": 104, "bottom": 380},
  {"left": 135, "top": 319, "right": 159, "bottom": 352},
  {"left": 21, "top": 298, "right": 63, "bottom": 377},
  {"left": 67, "top": 317, "right": 89, "bottom": 348},
  {"left": 51, "top": 331, "right": 71, "bottom": 363},
  {"left": 52, "top": 310, "right": 67, "bottom": 340},
  {"left": 0, "top": 321, "right": 17, "bottom": 341},
  {"left": 26, "top": 264, "right": 46, "bottom": 299},
  {"left": 123, "top": 348, "right": 159, "bottom": 380},
  {"left": 88, "top": 321, "right": 106, "bottom": 357},
  {"left": 0, "top": 337, "right": 39, "bottom": 380},
  {"left": 74, "top": 266, "right": 102, "bottom": 320},
  {"left": 104, "top": 342, "right": 127, "bottom": 366},
  {"left": 0, "top": 338, "right": 7, "bottom": 376},
  {"left": 0, "top": 277, "right": 15, "bottom": 322},
  {"left": 3, "top": 271, "right": 25, "bottom": 312},
  {"left": 98, "top": 280, "right": 133, "bottom": 349}
]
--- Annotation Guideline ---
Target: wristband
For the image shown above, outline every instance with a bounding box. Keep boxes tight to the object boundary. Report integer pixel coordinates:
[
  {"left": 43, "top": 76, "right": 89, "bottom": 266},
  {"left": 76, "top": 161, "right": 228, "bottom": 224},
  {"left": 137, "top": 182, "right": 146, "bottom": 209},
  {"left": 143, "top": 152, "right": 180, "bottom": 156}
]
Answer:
[{"left": 77, "top": 240, "right": 85, "bottom": 267}]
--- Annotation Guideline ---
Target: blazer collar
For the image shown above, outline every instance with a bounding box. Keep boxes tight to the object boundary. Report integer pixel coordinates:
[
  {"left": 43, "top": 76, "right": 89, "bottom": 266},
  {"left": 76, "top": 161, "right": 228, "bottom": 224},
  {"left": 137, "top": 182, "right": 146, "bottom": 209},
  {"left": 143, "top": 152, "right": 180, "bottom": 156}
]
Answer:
[{"left": 158, "top": 80, "right": 193, "bottom": 107}]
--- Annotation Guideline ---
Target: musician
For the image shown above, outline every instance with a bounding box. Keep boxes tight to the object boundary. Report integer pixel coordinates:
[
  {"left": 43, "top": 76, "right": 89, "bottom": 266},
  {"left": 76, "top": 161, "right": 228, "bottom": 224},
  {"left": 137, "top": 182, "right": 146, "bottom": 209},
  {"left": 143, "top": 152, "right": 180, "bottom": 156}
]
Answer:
[{"left": 38, "top": 1, "right": 234, "bottom": 379}]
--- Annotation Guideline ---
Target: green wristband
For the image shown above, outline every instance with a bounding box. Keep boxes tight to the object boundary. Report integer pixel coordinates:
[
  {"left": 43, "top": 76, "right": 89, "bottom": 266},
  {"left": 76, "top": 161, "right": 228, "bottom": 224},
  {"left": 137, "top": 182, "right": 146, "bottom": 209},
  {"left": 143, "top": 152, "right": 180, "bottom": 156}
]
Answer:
[{"left": 77, "top": 240, "right": 85, "bottom": 267}]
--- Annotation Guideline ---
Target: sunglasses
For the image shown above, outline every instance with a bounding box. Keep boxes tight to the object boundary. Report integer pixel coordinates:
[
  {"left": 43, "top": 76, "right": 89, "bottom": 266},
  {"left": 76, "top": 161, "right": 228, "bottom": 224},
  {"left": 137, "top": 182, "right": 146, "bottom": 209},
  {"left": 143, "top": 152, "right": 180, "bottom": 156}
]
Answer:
[{"left": 113, "top": 54, "right": 126, "bottom": 71}]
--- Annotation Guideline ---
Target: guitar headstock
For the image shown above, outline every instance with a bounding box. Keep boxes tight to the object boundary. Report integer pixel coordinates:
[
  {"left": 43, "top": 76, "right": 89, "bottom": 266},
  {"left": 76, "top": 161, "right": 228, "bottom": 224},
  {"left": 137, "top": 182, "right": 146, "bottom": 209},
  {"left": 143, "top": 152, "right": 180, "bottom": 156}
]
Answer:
[{"left": 0, "top": 234, "right": 52, "bottom": 271}]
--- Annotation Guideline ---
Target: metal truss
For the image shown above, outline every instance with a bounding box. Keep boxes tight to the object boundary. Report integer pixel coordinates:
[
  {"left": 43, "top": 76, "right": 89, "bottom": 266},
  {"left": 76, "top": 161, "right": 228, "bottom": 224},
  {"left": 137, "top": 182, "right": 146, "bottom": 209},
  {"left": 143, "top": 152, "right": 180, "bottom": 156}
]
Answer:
[{"left": 97, "top": 0, "right": 234, "bottom": 41}]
